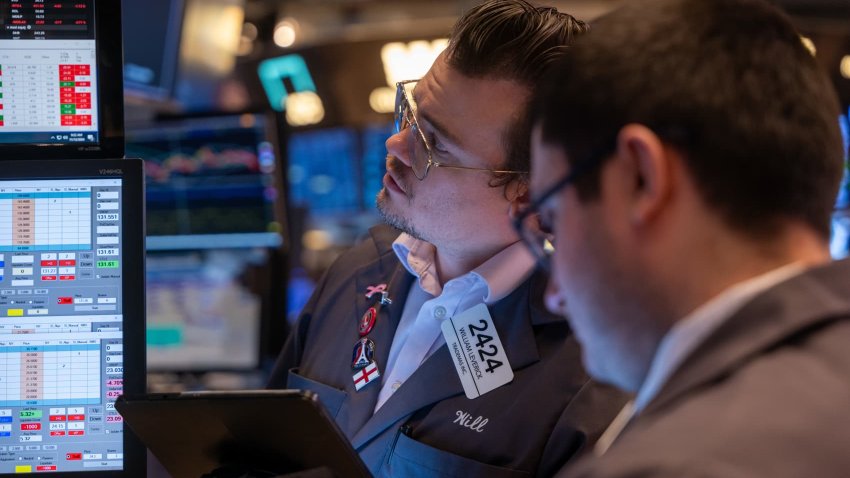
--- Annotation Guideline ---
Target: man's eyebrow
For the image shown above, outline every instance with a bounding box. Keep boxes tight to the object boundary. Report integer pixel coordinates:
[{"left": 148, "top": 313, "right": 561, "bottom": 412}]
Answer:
[{"left": 420, "top": 110, "right": 464, "bottom": 150}]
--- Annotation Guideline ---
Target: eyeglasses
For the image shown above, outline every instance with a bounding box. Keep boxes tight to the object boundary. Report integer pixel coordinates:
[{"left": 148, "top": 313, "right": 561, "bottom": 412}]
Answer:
[
  {"left": 513, "top": 145, "right": 612, "bottom": 272},
  {"left": 394, "top": 79, "right": 527, "bottom": 181}
]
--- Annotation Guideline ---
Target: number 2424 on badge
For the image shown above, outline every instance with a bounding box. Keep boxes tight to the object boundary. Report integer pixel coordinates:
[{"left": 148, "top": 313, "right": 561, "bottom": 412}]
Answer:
[{"left": 441, "top": 303, "right": 514, "bottom": 399}]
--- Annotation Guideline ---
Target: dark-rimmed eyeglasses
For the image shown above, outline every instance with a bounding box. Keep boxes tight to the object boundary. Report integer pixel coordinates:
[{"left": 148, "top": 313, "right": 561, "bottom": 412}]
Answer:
[
  {"left": 394, "top": 79, "right": 527, "bottom": 181},
  {"left": 513, "top": 145, "right": 612, "bottom": 272}
]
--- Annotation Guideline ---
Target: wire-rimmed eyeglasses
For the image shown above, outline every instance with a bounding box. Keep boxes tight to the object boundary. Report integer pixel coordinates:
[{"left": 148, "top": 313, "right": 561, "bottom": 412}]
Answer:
[
  {"left": 394, "top": 79, "right": 528, "bottom": 181},
  {"left": 513, "top": 145, "right": 612, "bottom": 272}
]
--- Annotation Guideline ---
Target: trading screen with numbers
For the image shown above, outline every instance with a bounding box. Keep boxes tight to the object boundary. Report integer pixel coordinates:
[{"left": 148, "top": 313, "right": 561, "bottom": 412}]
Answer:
[
  {"left": 0, "top": 0, "right": 99, "bottom": 145},
  {"left": 0, "top": 177, "right": 126, "bottom": 474}
]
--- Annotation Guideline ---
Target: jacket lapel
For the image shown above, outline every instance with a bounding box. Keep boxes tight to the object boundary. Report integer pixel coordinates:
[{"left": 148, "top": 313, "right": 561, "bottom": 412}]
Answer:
[
  {"left": 643, "top": 260, "right": 850, "bottom": 417},
  {"left": 344, "top": 243, "right": 414, "bottom": 437},
  {"left": 350, "top": 269, "right": 558, "bottom": 449}
]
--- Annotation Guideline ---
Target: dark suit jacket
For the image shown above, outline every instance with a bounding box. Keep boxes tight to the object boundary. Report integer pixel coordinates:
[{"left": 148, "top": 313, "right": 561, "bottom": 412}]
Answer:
[
  {"left": 270, "top": 225, "right": 627, "bottom": 477},
  {"left": 563, "top": 259, "right": 850, "bottom": 478}
]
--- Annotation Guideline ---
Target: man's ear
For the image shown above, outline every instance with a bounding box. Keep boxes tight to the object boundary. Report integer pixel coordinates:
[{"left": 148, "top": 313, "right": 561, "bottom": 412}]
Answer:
[
  {"left": 615, "top": 124, "right": 673, "bottom": 227},
  {"left": 507, "top": 179, "right": 530, "bottom": 219}
]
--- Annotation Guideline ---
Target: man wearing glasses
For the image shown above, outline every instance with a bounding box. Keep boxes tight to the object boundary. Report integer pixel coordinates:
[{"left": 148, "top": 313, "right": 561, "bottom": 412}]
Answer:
[
  {"left": 269, "top": 1, "right": 626, "bottom": 476},
  {"left": 525, "top": 0, "right": 850, "bottom": 476}
]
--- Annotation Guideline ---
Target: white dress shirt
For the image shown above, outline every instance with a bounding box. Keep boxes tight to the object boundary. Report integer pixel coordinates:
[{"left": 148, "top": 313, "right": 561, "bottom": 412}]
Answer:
[{"left": 373, "top": 233, "right": 536, "bottom": 412}]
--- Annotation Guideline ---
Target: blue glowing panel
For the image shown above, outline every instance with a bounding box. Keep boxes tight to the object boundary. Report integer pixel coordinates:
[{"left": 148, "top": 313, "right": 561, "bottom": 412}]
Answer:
[
  {"left": 361, "top": 123, "right": 393, "bottom": 209},
  {"left": 831, "top": 112, "right": 850, "bottom": 259},
  {"left": 288, "top": 128, "right": 360, "bottom": 215}
]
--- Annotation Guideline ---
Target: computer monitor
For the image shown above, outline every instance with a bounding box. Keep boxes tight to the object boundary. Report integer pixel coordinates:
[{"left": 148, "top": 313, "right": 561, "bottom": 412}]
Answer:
[
  {"left": 126, "top": 114, "right": 283, "bottom": 372},
  {"left": 287, "top": 123, "right": 393, "bottom": 216},
  {"left": 126, "top": 114, "right": 282, "bottom": 251},
  {"left": 288, "top": 127, "right": 361, "bottom": 216},
  {"left": 831, "top": 111, "right": 850, "bottom": 259},
  {"left": 121, "top": 0, "right": 184, "bottom": 101},
  {"left": 0, "top": 0, "right": 125, "bottom": 159},
  {"left": 0, "top": 159, "right": 145, "bottom": 476},
  {"left": 361, "top": 123, "right": 393, "bottom": 210},
  {"left": 145, "top": 248, "right": 268, "bottom": 372}
]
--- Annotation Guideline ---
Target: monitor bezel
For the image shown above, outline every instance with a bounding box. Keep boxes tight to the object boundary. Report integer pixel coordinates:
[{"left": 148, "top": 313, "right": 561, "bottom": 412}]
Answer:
[
  {"left": 0, "top": 0, "right": 126, "bottom": 160},
  {"left": 0, "top": 158, "right": 146, "bottom": 478}
]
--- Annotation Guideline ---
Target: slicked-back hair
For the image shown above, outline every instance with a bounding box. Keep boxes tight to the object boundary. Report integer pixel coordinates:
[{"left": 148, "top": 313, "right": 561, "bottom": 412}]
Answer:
[
  {"left": 533, "top": 0, "right": 844, "bottom": 239},
  {"left": 445, "top": 0, "right": 588, "bottom": 189}
]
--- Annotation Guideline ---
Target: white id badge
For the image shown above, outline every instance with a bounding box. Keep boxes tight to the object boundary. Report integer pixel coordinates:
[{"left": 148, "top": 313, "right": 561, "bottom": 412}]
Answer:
[{"left": 440, "top": 303, "right": 514, "bottom": 399}]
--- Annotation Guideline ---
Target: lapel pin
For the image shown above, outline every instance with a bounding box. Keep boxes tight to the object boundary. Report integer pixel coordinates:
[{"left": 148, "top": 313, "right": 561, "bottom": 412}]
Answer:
[
  {"left": 351, "top": 337, "right": 376, "bottom": 370},
  {"left": 353, "top": 361, "right": 380, "bottom": 391},
  {"left": 365, "top": 283, "right": 387, "bottom": 299},
  {"left": 359, "top": 307, "right": 377, "bottom": 336}
]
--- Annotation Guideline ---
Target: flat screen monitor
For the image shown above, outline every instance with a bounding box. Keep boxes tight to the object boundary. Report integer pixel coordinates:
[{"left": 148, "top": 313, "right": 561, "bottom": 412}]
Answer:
[
  {"left": 361, "top": 123, "right": 392, "bottom": 210},
  {"left": 121, "top": 0, "right": 184, "bottom": 101},
  {"left": 0, "top": 159, "right": 145, "bottom": 476},
  {"left": 831, "top": 111, "right": 850, "bottom": 259},
  {"left": 145, "top": 248, "right": 267, "bottom": 372},
  {"left": 0, "top": 0, "right": 124, "bottom": 159},
  {"left": 287, "top": 127, "right": 363, "bottom": 216},
  {"left": 287, "top": 123, "right": 392, "bottom": 217},
  {"left": 125, "top": 114, "right": 282, "bottom": 251}
]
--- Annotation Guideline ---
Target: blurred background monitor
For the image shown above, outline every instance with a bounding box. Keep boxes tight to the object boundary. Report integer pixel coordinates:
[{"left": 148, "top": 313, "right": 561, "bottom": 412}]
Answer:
[
  {"left": 286, "top": 123, "right": 392, "bottom": 217},
  {"left": 126, "top": 113, "right": 285, "bottom": 373},
  {"left": 128, "top": 114, "right": 282, "bottom": 250},
  {"left": 831, "top": 110, "right": 850, "bottom": 259},
  {"left": 144, "top": 248, "right": 269, "bottom": 371},
  {"left": 122, "top": 0, "right": 185, "bottom": 101}
]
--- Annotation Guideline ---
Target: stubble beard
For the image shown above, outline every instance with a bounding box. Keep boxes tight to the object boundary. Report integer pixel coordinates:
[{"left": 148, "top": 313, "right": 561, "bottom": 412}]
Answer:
[{"left": 376, "top": 187, "right": 427, "bottom": 241}]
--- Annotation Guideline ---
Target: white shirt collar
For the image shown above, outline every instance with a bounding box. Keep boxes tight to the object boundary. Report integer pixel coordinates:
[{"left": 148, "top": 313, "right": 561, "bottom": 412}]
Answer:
[
  {"left": 391, "top": 233, "right": 536, "bottom": 304},
  {"left": 633, "top": 261, "right": 807, "bottom": 413}
]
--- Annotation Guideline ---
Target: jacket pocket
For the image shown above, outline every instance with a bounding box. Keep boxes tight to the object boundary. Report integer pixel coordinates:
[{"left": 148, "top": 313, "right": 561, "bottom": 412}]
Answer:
[
  {"left": 380, "top": 430, "right": 531, "bottom": 478},
  {"left": 287, "top": 368, "right": 347, "bottom": 420}
]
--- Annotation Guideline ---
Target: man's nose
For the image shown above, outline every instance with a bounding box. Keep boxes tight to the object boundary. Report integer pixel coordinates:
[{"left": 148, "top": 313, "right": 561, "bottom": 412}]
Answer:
[{"left": 385, "top": 128, "right": 414, "bottom": 168}]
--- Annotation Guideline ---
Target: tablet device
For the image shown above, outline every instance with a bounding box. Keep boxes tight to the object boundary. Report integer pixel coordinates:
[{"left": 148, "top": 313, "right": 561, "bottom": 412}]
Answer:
[{"left": 115, "top": 390, "right": 371, "bottom": 478}]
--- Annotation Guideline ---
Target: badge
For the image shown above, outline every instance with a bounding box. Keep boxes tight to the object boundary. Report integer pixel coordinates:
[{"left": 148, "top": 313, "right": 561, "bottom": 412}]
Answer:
[
  {"left": 359, "top": 307, "right": 377, "bottom": 336},
  {"left": 365, "top": 284, "right": 387, "bottom": 299},
  {"left": 440, "top": 303, "right": 514, "bottom": 399},
  {"left": 353, "top": 361, "right": 381, "bottom": 391},
  {"left": 351, "top": 337, "right": 376, "bottom": 370}
]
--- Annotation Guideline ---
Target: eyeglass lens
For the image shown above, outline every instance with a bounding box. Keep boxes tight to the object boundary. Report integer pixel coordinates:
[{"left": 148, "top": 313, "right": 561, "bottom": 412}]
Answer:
[
  {"left": 515, "top": 209, "right": 554, "bottom": 271},
  {"left": 396, "top": 82, "right": 431, "bottom": 180}
]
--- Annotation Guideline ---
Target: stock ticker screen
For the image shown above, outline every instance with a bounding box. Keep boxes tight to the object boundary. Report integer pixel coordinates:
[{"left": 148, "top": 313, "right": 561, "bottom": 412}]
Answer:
[
  {"left": 127, "top": 114, "right": 281, "bottom": 251},
  {"left": 0, "top": 0, "right": 100, "bottom": 145}
]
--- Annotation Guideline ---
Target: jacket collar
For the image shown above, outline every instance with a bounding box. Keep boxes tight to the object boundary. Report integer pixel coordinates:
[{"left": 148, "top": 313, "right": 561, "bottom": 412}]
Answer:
[{"left": 643, "top": 259, "right": 850, "bottom": 417}]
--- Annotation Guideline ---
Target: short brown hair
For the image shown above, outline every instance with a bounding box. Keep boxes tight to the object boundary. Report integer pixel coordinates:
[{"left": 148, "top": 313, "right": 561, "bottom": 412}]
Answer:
[{"left": 445, "top": 0, "right": 588, "bottom": 190}]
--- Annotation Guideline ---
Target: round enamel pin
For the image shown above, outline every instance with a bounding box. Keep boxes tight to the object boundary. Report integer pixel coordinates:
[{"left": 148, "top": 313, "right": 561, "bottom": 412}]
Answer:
[
  {"left": 359, "top": 307, "right": 377, "bottom": 336},
  {"left": 351, "top": 337, "right": 376, "bottom": 370}
]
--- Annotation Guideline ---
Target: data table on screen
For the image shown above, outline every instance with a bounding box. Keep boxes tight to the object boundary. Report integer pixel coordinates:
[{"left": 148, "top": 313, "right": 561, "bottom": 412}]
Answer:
[
  {"left": 0, "top": 188, "right": 93, "bottom": 252},
  {"left": 0, "top": 177, "right": 127, "bottom": 474}
]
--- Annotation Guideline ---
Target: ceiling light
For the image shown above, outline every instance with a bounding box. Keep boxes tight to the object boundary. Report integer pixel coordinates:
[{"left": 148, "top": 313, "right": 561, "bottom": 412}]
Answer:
[{"left": 274, "top": 18, "right": 299, "bottom": 48}]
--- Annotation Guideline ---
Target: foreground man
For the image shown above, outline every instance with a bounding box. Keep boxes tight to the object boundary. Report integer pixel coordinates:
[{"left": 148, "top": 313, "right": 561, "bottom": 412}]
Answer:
[
  {"left": 524, "top": 0, "right": 850, "bottom": 476},
  {"left": 270, "top": 1, "right": 626, "bottom": 476}
]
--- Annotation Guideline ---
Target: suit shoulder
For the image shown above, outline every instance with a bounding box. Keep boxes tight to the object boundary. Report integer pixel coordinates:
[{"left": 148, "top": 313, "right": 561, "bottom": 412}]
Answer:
[{"left": 325, "top": 224, "right": 400, "bottom": 271}]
